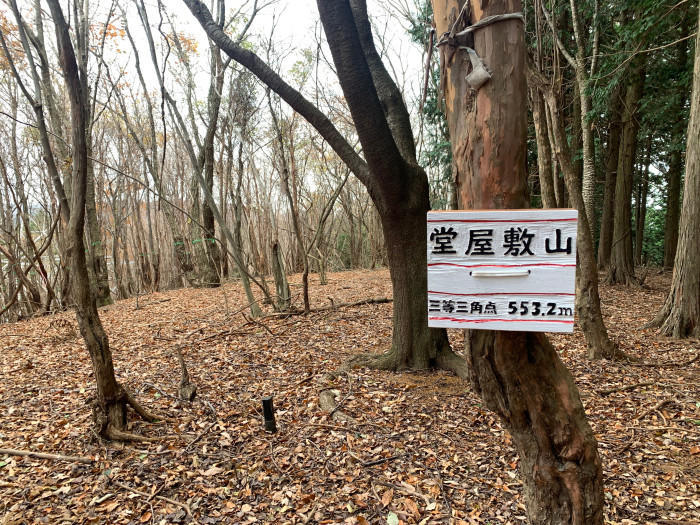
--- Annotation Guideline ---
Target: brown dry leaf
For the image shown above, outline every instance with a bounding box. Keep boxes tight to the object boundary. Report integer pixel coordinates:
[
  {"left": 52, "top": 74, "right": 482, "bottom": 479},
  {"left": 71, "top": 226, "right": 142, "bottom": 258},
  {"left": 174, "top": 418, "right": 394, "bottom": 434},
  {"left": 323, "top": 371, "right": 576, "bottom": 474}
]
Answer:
[
  {"left": 404, "top": 497, "right": 419, "bottom": 517},
  {"left": 381, "top": 488, "right": 394, "bottom": 507},
  {"left": 139, "top": 511, "right": 152, "bottom": 522},
  {"left": 0, "top": 270, "right": 698, "bottom": 524},
  {"left": 201, "top": 466, "right": 223, "bottom": 476}
]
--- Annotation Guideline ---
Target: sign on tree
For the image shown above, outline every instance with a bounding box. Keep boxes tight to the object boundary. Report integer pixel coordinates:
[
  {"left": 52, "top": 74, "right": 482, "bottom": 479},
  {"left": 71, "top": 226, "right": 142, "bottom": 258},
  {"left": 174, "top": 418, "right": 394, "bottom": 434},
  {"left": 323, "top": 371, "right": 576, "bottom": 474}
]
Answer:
[{"left": 427, "top": 210, "right": 578, "bottom": 332}]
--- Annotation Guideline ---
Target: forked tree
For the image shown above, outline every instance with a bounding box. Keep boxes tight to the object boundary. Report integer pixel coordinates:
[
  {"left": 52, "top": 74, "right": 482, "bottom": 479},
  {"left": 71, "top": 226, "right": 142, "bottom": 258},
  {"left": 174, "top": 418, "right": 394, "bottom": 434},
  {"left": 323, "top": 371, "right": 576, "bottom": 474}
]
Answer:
[{"left": 183, "top": 0, "right": 468, "bottom": 377}]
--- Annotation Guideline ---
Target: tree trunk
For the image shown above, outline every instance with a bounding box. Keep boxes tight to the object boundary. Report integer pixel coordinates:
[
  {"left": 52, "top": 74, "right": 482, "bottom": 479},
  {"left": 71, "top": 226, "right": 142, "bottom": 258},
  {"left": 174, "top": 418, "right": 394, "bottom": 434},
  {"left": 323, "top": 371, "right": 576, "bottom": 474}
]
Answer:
[
  {"left": 664, "top": 148, "right": 684, "bottom": 268},
  {"left": 531, "top": 87, "right": 557, "bottom": 208},
  {"left": 663, "top": 27, "right": 690, "bottom": 268},
  {"left": 48, "top": 0, "right": 156, "bottom": 439},
  {"left": 433, "top": 1, "right": 603, "bottom": 522},
  {"left": 535, "top": 79, "right": 620, "bottom": 360},
  {"left": 597, "top": 87, "right": 624, "bottom": 268},
  {"left": 649, "top": 18, "right": 700, "bottom": 338},
  {"left": 576, "top": 70, "right": 596, "bottom": 234},
  {"left": 85, "top": 147, "right": 112, "bottom": 306},
  {"left": 373, "top": 195, "right": 455, "bottom": 372},
  {"left": 271, "top": 240, "right": 291, "bottom": 311},
  {"left": 200, "top": 44, "right": 225, "bottom": 288},
  {"left": 607, "top": 58, "right": 645, "bottom": 285},
  {"left": 544, "top": 101, "right": 566, "bottom": 207},
  {"left": 634, "top": 136, "right": 651, "bottom": 266},
  {"left": 183, "top": 0, "right": 464, "bottom": 372}
]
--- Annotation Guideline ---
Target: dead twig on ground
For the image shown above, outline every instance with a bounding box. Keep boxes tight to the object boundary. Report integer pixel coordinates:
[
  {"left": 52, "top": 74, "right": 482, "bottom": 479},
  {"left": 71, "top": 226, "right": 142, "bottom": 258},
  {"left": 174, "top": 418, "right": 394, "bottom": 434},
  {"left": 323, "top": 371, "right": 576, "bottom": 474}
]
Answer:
[
  {"left": 348, "top": 452, "right": 402, "bottom": 468},
  {"left": 0, "top": 448, "right": 93, "bottom": 464},
  {"left": 635, "top": 399, "right": 673, "bottom": 421},
  {"left": 181, "top": 422, "right": 216, "bottom": 454},
  {"left": 262, "top": 297, "right": 392, "bottom": 318},
  {"left": 112, "top": 480, "right": 195, "bottom": 523},
  {"left": 242, "top": 313, "right": 276, "bottom": 335},
  {"left": 597, "top": 381, "right": 655, "bottom": 396}
]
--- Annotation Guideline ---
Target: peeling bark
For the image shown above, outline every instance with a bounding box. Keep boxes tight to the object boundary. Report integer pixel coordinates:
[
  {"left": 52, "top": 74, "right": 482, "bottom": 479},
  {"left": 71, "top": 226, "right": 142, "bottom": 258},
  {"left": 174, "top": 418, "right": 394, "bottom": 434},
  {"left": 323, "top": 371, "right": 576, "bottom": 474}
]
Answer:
[{"left": 433, "top": 1, "right": 604, "bottom": 521}]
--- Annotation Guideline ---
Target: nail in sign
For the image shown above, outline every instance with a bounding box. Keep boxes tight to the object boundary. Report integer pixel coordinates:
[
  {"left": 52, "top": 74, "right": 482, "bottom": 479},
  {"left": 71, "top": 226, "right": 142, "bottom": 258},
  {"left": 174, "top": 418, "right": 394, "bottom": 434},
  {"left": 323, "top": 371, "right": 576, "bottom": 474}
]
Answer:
[{"left": 427, "top": 209, "right": 578, "bottom": 333}]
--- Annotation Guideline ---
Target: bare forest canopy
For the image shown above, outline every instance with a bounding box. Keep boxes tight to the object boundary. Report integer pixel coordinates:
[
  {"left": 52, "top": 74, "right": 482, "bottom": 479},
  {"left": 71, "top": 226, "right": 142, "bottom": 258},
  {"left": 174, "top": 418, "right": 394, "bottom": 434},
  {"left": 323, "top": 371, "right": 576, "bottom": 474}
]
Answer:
[{"left": 0, "top": 0, "right": 697, "bottom": 323}]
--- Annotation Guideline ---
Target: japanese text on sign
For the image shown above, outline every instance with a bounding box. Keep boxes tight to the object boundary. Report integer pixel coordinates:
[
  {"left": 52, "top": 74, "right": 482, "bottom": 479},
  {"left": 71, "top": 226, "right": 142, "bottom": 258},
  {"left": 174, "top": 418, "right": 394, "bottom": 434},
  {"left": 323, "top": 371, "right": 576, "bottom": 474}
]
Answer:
[{"left": 427, "top": 209, "right": 578, "bottom": 333}]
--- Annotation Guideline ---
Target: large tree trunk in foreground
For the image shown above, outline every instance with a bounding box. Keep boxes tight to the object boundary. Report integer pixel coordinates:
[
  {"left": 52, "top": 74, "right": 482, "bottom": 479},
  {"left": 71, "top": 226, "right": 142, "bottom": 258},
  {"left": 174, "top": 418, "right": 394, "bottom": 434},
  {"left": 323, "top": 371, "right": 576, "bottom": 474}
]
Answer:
[
  {"left": 48, "top": 0, "right": 156, "bottom": 440},
  {"left": 316, "top": 1, "right": 463, "bottom": 377},
  {"left": 372, "top": 176, "right": 456, "bottom": 373},
  {"left": 433, "top": 1, "right": 603, "bottom": 522},
  {"left": 649, "top": 19, "right": 700, "bottom": 338}
]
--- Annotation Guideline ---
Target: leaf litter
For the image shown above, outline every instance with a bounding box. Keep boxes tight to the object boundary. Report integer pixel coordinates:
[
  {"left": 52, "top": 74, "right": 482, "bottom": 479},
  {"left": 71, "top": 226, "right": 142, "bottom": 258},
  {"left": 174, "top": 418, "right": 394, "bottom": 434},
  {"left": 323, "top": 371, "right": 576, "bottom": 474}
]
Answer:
[{"left": 0, "top": 269, "right": 697, "bottom": 524}]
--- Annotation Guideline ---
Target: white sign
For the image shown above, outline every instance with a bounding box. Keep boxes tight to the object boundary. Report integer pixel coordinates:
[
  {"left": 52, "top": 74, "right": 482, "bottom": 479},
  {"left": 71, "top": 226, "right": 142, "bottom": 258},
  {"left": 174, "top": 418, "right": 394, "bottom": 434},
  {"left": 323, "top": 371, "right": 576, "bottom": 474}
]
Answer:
[{"left": 427, "top": 209, "right": 578, "bottom": 333}]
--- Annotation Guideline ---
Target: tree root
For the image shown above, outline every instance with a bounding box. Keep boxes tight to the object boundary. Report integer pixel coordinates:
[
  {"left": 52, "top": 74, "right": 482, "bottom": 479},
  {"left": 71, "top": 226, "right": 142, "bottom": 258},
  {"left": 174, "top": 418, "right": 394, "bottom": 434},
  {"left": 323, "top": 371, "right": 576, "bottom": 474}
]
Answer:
[
  {"left": 435, "top": 346, "right": 469, "bottom": 380},
  {"left": 112, "top": 480, "right": 196, "bottom": 523},
  {"left": 319, "top": 389, "right": 356, "bottom": 424},
  {"left": 341, "top": 346, "right": 470, "bottom": 380},
  {"left": 598, "top": 342, "right": 636, "bottom": 362},
  {"left": 645, "top": 299, "right": 698, "bottom": 338},
  {"left": 340, "top": 351, "right": 397, "bottom": 373},
  {"left": 123, "top": 386, "right": 166, "bottom": 423}
]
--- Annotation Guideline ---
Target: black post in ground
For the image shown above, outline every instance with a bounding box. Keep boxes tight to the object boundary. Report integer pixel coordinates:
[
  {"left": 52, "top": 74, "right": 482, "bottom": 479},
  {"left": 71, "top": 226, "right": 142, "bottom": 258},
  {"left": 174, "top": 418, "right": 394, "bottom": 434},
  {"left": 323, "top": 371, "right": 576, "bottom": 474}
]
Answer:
[{"left": 262, "top": 396, "right": 277, "bottom": 433}]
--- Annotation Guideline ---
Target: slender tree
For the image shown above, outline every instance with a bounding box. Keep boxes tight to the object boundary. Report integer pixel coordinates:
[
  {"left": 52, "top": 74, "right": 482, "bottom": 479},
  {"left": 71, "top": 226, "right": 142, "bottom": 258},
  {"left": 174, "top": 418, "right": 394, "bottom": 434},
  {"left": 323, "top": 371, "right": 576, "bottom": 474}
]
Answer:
[
  {"left": 45, "top": 0, "right": 158, "bottom": 440},
  {"left": 663, "top": 19, "right": 691, "bottom": 268}
]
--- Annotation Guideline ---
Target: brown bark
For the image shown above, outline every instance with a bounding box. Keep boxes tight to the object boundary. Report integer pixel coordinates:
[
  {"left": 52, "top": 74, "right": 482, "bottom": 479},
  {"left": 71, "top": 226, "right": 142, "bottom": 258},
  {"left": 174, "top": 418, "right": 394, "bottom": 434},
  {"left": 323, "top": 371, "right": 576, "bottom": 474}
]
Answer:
[
  {"left": 271, "top": 241, "right": 291, "bottom": 311},
  {"left": 86, "top": 143, "right": 112, "bottom": 306},
  {"left": 607, "top": 58, "right": 645, "bottom": 285},
  {"left": 664, "top": 148, "right": 684, "bottom": 268},
  {"left": 47, "top": 0, "right": 157, "bottom": 439},
  {"left": 433, "top": 1, "right": 603, "bottom": 522},
  {"left": 597, "top": 87, "right": 624, "bottom": 268},
  {"left": 649, "top": 18, "right": 700, "bottom": 338},
  {"left": 531, "top": 88, "right": 557, "bottom": 208},
  {"left": 663, "top": 27, "right": 690, "bottom": 268},
  {"left": 634, "top": 136, "right": 651, "bottom": 265}
]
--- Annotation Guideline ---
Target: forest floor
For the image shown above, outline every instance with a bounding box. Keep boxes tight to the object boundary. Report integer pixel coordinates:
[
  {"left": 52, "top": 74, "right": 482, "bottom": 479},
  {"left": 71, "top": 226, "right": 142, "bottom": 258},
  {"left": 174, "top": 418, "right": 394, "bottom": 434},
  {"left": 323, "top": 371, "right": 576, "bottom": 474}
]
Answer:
[{"left": 0, "top": 269, "right": 698, "bottom": 525}]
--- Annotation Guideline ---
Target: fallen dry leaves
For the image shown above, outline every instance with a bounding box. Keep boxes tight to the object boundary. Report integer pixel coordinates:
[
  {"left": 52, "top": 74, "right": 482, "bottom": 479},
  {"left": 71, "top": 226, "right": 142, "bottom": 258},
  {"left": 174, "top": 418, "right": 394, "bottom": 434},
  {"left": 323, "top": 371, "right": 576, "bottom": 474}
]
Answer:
[{"left": 0, "top": 269, "right": 698, "bottom": 524}]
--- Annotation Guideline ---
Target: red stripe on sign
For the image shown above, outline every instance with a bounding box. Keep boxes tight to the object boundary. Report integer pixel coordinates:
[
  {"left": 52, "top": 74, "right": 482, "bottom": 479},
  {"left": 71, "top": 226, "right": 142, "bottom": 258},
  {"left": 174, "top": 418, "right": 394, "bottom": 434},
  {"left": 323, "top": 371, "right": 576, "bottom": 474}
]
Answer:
[
  {"left": 428, "top": 262, "right": 576, "bottom": 268},
  {"left": 427, "top": 218, "right": 577, "bottom": 223},
  {"left": 428, "top": 291, "right": 575, "bottom": 296},
  {"left": 429, "top": 317, "right": 574, "bottom": 324}
]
